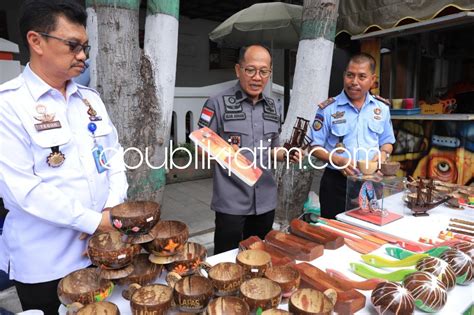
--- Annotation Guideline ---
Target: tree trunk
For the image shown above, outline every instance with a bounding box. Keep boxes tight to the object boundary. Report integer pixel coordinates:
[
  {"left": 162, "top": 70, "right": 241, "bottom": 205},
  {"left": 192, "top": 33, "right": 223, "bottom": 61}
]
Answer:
[
  {"left": 275, "top": 0, "right": 340, "bottom": 225},
  {"left": 86, "top": 0, "right": 179, "bottom": 203}
]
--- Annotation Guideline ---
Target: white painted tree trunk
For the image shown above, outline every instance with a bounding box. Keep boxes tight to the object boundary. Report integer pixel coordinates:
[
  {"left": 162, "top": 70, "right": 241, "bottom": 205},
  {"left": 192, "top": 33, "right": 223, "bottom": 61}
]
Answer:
[
  {"left": 86, "top": 1, "right": 179, "bottom": 203},
  {"left": 275, "top": 0, "right": 339, "bottom": 224},
  {"left": 143, "top": 12, "right": 179, "bottom": 182},
  {"left": 280, "top": 39, "right": 335, "bottom": 141}
]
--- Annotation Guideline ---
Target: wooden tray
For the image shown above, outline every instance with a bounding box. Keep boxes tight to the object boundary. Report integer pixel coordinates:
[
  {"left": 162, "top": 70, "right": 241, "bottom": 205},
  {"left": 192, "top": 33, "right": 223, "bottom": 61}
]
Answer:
[
  {"left": 265, "top": 230, "right": 323, "bottom": 261},
  {"left": 293, "top": 262, "right": 366, "bottom": 314},
  {"left": 289, "top": 219, "right": 344, "bottom": 249},
  {"left": 239, "top": 236, "right": 294, "bottom": 266}
]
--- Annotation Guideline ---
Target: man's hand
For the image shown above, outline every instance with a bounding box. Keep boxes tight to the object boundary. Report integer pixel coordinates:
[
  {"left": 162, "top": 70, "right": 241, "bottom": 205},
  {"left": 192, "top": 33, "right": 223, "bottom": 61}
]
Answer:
[
  {"left": 336, "top": 157, "right": 359, "bottom": 177},
  {"left": 371, "top": 151, "right": 388, "bottom": 164},
  {"left": 95, "top": 209, "right": 115, "bottom": 233},
  {"left": 79, "top": 208, "right": 115, "bottom": 242},
  {"left": 289, "top": 148, "right": 303, "bottom": 164}
]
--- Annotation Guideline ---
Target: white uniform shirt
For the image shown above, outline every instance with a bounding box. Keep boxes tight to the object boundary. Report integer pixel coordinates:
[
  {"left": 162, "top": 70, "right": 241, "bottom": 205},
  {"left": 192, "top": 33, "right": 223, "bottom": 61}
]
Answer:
[{"left": 0, "top": 64, "right": 128, "bottom": 283}]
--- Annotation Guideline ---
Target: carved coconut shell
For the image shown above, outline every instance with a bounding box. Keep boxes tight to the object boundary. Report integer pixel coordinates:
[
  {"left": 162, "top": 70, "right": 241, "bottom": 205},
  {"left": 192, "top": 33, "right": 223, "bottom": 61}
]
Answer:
[
  {"left": 403, "top": 271, "right": 447, "bottom": 313},
  {"left": 452, "top": 241, "right": 474, "bottom": 259},
  {"left": 440, "top": 249, "right": 474, "bottom": 285},
  {"left": 371, "top": 281, "right": 414, "bottom": 315},
  {"left": 416, "top": 257, "right": 456, "bottom": 290}
]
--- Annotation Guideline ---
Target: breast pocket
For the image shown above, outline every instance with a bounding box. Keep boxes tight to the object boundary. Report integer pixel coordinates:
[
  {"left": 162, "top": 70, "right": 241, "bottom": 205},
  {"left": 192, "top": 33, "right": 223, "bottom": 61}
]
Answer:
[
  {"left": 28, "top": 126, "right": 77, "bottom": 173},
  {"left": 327, "top": 123, "right": 350, "bottom": 147},
  {"left": 223, "top": 120, "right": 250, "bottom": 148},
  {"left": 89, "top": 122, "right": 113, "bottom": 140},
  {"left": 366, "top": 119, "right": 384, "bottom": 147},
  {"left": 263, "top": 119, "right": 280, "bottom": 146}
]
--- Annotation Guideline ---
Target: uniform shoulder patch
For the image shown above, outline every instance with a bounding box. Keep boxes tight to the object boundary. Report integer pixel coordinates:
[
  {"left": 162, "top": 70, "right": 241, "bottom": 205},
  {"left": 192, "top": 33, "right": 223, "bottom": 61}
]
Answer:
[
  {"left": 318, "top": 97, "right": 335, "bottom": 110},
  {"left": 198, "top": 106, "right": 215, "bottom": 128},
  {"left": 373, "top": 94, "right": 391, "bottom": 106}
]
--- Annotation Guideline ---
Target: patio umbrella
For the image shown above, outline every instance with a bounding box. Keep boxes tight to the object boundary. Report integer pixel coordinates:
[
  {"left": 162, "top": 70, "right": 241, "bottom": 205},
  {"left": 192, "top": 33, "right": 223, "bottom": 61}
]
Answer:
[
  {"left": 209, "top": 2, "right": 302, "bottom": 49},
  {"left": 209, "top": 2, "right": 303, "bottom": 116}
]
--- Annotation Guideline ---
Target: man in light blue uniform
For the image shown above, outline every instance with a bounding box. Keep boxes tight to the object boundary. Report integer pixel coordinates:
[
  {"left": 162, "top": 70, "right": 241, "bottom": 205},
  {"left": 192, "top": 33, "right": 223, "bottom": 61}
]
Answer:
[{"left": 309, "top": 53, "right": 395, "bottom": 219}]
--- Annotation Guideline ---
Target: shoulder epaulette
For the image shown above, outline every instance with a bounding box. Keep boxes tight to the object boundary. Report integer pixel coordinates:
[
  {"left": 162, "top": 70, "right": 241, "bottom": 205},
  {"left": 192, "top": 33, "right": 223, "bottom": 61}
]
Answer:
[
  {"left": 318, "top": 97, "right": 335, "bottom": 110},
  {"left": 0, "top": 77, "right": 22, "bottom": 93},
  {"left": 373, "top": 94, "right": 391, "bottom": 106},
  {"left": 77, "top": 84, "right": 100, "bottom": 96}
]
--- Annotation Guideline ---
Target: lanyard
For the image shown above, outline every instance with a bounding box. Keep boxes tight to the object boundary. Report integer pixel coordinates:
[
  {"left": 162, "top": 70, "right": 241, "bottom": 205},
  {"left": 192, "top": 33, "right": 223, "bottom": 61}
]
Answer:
[{"left": 83, "top": 99, "right": 107, "bottom": 173}]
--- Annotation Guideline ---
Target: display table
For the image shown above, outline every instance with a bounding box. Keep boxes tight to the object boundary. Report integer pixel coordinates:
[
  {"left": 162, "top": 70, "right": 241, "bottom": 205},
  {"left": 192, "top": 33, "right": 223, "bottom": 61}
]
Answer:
[
  {"left": 59, "top": 225, "right": 473, "bottom": 314},
  {"left": 337, "top": 192, "right": 473, "bottom": 243},
  {"left": 59, "top": 196, "right": 473, "bottom": 314}
]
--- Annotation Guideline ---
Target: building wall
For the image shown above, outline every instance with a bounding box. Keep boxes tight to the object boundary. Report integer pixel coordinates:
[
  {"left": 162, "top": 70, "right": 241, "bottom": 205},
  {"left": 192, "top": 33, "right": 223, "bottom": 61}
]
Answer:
[{"left": 176, "top": 16, "right": 286, "bottom": 87}]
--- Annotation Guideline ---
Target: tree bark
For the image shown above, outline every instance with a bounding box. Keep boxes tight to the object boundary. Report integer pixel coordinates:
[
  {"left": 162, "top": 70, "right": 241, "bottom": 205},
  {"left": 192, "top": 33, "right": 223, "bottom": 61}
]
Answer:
[
  {"left": 275, "top": 0, "right": 340, "bottom": 225},
  {"left": 86, "top": 0, "right": 179, "bottom": 203}
]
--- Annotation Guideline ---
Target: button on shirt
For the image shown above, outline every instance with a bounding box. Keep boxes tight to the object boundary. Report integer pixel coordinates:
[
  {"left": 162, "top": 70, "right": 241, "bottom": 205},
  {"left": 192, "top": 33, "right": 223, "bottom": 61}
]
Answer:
[
  {"left": 200, "top": 83, "right": 282, "bottom": 215},
  {"left": 310, "top": 91, "right": 395, "bottom": 168},
  {"left": 0, "top": 65, "right": 128, "bottom": 283}
]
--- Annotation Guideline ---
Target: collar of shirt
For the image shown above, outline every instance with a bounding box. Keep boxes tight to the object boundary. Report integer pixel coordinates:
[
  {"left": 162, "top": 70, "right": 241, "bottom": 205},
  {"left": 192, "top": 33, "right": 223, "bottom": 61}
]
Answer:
[
  {"left": 336, "top": 90, "right": 375, "bottom": 112},
  {"left": 23, "top": 63, "right": 79, "bottom": 102},
  {"left": 233, "top": 82, "right": 271, "bottom": 107}
]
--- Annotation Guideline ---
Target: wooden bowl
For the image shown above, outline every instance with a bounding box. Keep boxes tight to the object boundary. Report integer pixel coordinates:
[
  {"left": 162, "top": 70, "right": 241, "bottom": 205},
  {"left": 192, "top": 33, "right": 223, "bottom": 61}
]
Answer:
[
  {"left": 380, "top": 162, "right": 400, "bottom": 176},
  {"left": 264, "top": 265, "right": 300, "bottom": 298},
  {"left": 357, "top": 160, "right": 378, "bottom": 175},
  {"left": 67, "top": 301, "right": 119, "bottom": 315},
  {"left": 240, "top": 278, "right": 281, "bottom": 312},
  {"left": 123, "top": 283, "right": 173, "bottom": 315},
  {"left": 201, "top": 262, "right": 245, "bottom": 296},
  {"left": 289, "top": 288, "right": 337, "bottom": 315},
  {"left": 87, "top": 231, "right": 140, "bottom": 279},
  {"left": 206, "top": 296, "right": 250, "bottom": 315},
  {"left": 170, "top": 274, "right": 214, "bottom": 313},
  {"left": 236, "top": 249, "right": 272, "bottom": 278},
  {"left": 144, "top": 220, "right": 189, "bottom": 257},
  {"left": 110, "top": 201, "right": 161, "bottom": 244},
  {"left": 116, "top": 253, "right": 162, "bottom": 286},
  {"left": 150, "top": 242, "right": 207, "bottom": 276},
  {"left": 57, "top": 268, "right": 114, "bottom": 306}
]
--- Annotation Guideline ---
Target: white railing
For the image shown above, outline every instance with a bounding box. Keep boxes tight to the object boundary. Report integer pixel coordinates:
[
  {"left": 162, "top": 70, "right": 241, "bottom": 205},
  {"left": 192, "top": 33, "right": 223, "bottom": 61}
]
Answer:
[{"left": 173, "top": 80, "right": 285, "bottom": 143}]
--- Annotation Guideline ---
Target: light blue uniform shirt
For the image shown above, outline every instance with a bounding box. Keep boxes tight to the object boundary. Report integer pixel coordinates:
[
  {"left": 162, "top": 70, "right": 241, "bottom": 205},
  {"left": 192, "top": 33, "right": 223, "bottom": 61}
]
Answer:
[
  {"left": 0, "top": 65, "right": 128, "bottom": 283},
  {"left": 310, "top": 91, "right": 395, "bottom": 168}
]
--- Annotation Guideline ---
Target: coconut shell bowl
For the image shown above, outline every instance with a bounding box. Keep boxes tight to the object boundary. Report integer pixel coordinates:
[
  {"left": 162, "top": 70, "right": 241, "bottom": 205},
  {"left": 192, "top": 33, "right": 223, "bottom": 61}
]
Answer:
[
  {"left": 88, "top": 231, "right": 141, "bottom": 280},
  {"left": 149, "top": 242, "right": 208, "bottom": 276},
  {"left": 143, "top": 220, "right": 189, "bottom": 257},
  {"left": 57, "top": 268, "right": 114, "bottom": 306},
  {"left": 116, "top": 253, "right": 163, "bottom": 286},
  {"left": 380, "top": 161, "right": 400, "bottom": 176},
  {"left": 357, "top": 160, "right": 378, "bottom": 176},
  {"left": 110, "top": 201, "right": 161, "bottom": 244}
]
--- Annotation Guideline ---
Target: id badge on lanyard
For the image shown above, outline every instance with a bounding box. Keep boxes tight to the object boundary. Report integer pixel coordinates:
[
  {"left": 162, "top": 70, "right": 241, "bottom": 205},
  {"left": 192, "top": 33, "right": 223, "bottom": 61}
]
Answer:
[
  {"left": 83, "top": 99, "right": 107, "bottom": 173},
  {"left": 88, "top": 122, "right": 108, "bottom": 173}
]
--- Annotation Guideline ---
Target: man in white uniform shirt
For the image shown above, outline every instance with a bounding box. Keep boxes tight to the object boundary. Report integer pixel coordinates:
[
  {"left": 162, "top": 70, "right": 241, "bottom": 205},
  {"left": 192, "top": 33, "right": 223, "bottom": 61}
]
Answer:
[{"left": 0, "top": 0, "right": 128, "bottom": 313}]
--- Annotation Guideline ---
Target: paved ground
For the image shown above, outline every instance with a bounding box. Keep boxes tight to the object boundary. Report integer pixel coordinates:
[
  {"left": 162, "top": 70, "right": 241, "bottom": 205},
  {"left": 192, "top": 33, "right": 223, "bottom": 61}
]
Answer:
[
  {"left": 0, "top": 179, "right": 216, "bottom": 313},
  {"left": 0, "top": 174, "right": 322, "bottom": 313}
]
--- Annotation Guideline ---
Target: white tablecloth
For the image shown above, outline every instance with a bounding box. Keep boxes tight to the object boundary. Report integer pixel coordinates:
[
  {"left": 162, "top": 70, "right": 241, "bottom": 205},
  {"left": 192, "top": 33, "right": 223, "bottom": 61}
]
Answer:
[
  {"left": 59, "top": 196, "right": 473, "bottom": 314},
  {"left": 337, "top": 192, "right": 474, "bottom": 243}
]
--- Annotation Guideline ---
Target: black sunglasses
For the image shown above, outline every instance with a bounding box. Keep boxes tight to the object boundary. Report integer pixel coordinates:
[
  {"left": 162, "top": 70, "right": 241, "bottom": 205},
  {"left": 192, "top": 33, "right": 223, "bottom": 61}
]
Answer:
[{"left": 39, "top": 32, "right": 91, "bottom": 55}]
